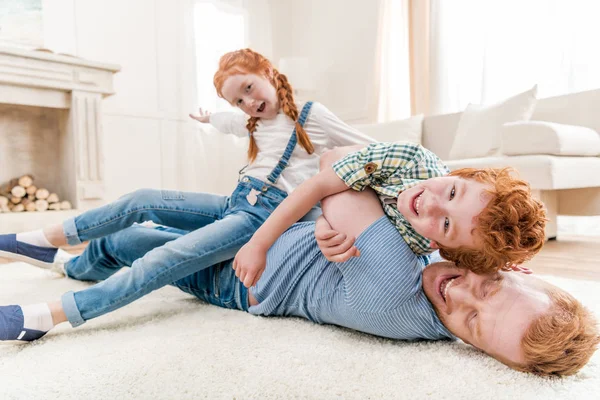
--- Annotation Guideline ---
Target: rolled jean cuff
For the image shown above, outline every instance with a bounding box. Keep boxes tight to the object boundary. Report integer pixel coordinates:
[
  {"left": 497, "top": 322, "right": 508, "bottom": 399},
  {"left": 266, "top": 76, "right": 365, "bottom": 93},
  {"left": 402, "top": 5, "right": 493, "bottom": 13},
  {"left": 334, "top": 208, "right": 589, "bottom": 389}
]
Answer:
[
  {"left": 61, "top": 291, "right": 86, "bottom": 327},
  {"left": 63, "top": 217, "right": 82, "bottom": 246},
  {"left": 236, "top": 281, "right": 249, "bottom": 312}
]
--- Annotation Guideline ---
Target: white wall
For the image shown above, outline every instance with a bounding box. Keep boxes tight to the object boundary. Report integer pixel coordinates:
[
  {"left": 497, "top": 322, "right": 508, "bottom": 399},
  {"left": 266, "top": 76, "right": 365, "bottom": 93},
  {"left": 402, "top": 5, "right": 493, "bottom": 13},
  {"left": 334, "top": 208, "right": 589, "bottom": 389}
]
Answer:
[
  {"left": 42, "top": 0, "right": 383, "bottom": 201},
  {"left": 44, "top": 0, "right": 213, "bottom": 201},
  {"left": 269, "top": 0, "right": 383, "bottom": 123}
]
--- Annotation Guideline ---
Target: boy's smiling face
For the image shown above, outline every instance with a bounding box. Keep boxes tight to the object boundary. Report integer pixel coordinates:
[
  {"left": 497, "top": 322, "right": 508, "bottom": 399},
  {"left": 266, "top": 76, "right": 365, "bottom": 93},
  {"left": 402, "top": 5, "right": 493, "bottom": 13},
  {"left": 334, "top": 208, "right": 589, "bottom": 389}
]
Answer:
[{"left": 397, "top": 176, "right": 492, "bottom": 249}]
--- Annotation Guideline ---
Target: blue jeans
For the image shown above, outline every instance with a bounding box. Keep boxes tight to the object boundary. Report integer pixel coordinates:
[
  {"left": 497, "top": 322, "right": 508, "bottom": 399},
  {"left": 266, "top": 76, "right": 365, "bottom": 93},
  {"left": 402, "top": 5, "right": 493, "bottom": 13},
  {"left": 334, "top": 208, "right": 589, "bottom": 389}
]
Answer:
[
  {"left": 63, "top": 225, "right": 248, "bottom": 314},
  {"left": 61, "top": 176, "right": 286, "bottom": 326}
]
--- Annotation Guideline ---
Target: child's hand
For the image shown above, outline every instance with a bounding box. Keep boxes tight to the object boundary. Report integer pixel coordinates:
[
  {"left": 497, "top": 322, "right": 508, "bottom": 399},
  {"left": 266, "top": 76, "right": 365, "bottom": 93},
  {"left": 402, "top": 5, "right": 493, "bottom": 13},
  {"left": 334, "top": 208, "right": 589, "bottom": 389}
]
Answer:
[
  {"left": 189, "top": 107, "right": 211, "bottom": 123},
  {"left": 315, "top": 216, "right": 360, "bottom": 263},
  {"left": 502, "top": 263, "right": 533, "bottom": 274},
  {"left": 233, "top": 241, "right": 268, "bottom": 288}
]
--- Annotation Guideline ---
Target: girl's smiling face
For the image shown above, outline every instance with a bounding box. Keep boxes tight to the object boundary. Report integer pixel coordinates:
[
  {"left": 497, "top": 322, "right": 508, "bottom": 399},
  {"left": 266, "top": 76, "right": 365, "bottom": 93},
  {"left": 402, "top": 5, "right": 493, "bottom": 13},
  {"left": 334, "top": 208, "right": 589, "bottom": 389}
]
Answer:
[{"left": 220, "top": 73, "right": 279, "bottom": 119}]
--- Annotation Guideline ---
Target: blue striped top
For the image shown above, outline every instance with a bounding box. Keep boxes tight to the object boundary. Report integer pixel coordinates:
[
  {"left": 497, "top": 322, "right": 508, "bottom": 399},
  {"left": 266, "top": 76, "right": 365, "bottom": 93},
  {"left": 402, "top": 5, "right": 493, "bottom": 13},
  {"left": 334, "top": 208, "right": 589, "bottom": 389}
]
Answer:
[{"left": 249, "top": 216, "right": 456, "bottom": 341}]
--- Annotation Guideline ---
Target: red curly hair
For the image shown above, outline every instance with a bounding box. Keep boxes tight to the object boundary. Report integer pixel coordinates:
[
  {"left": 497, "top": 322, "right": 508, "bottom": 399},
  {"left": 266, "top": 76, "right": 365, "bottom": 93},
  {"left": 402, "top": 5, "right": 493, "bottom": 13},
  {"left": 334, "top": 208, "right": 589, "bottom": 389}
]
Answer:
[
  {"left": 514, "top": 286, "right": 600, "bottom": 376},
  {"left": 438, "top": 168, "right": 547, "bottom": 274},
  {"left": 213, "top": 48, "right": 314, "bottom": 163}
]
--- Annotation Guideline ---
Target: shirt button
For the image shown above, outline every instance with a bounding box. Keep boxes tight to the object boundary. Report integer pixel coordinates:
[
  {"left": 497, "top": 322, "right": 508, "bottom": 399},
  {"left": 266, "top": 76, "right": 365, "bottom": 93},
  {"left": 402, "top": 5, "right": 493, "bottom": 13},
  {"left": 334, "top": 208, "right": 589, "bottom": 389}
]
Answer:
[
  {"left": 364, "top": 162, "right": 378, "bottom": 174},
  {"left": 243, "top": 177, "right": 249, "bottom": 182},
  {"left": 262, "top": 186, "right": 268, "bottom": 192}
]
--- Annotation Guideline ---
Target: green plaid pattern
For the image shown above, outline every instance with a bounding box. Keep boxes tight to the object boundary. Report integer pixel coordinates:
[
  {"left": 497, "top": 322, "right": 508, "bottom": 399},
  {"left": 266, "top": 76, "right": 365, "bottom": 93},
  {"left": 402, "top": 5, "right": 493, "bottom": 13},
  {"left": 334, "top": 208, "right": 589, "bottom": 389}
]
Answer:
[{"left": 332, "top": 142, "right": 450, "bottom": 255}]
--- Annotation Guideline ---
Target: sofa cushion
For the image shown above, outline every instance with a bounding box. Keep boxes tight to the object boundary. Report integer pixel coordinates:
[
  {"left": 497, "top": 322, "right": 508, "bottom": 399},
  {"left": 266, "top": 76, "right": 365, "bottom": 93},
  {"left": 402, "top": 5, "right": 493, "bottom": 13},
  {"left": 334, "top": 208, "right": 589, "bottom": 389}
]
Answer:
[
  {"left": 444, "top": 155, "right": 600, "bottom": 190},
  {"left": 448, "top": 85, "right": 538, "bottom": 160},
  {"left": 502, "top": 120, "right": 600, "bottom": 156},
  {"left": 353, "top": 114, "right": 423, "bottom": 144}
]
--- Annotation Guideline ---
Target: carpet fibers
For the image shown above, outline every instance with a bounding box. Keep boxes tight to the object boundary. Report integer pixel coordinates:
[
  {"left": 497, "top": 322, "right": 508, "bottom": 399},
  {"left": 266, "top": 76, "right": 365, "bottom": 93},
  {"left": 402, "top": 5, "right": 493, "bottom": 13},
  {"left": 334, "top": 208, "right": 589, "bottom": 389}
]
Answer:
[{"left": 0, "top": 262, "right": 598, "bottom": 400}]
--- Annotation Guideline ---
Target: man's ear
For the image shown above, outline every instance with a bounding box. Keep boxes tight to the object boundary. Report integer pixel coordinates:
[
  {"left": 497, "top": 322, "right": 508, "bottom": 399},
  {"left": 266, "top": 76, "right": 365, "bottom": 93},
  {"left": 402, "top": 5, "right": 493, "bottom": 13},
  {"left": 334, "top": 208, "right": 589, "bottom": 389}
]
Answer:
[{"left": 429, "top": 240, "right": 439, "bottom": 249}]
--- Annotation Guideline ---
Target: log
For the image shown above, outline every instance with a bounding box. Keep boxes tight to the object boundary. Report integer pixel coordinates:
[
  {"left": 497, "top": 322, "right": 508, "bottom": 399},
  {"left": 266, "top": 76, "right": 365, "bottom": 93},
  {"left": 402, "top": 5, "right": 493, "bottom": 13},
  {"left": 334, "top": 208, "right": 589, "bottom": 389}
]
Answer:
[
  {"left": 60, "top": 200, "right": 72, "bottom": 210},
  {"left": 0, "top": 204, "right": 10, "bottom": 213},
  {"left": 0, "top": 195, "right": 8, "bottom": 207},
  {"left": 25, "top": 202, "right": 37, "bottom": 212},
  {"left": 10, "top": 195, "right": 22, "bottom": 204},
  {"left": 11, "top": 185, "right": 26, "bottom": 198},
  {"left": 48, "top": 203, "right": 61, "bottom": 211},
  {"left": 12, "top": 204, "right": 25, "bottom": 212},
  {"left": 47, "top": 193, "right": 59, "bottom": 203},
  {"left": 35, "top": 199, "right": 49, "bottom": 212},
  {"left": 35, "top": 188, "right": 50, "bottom": 200},
  {"left": 0, "top": 179, "right": 18, "bottom": 196},
  {"left": 27, "top": 194, "right": 36, "bottom": 201},
  {"left": 26, "top": 185, "right": 38, "bottom": 195},
  {"left": 18, "top": 175, "right": 33, "bottom": 188}
]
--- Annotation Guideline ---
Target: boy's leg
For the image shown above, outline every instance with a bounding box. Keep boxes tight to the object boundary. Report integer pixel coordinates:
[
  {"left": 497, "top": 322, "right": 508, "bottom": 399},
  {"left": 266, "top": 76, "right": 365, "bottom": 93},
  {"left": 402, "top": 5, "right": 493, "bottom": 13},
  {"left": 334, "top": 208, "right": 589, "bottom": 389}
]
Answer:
[
  {"left": 61, "top": 211, "right": 260, "bottom": 327},
  {"left": 0, "top": 189, "right": 228, "bottom": 269}
]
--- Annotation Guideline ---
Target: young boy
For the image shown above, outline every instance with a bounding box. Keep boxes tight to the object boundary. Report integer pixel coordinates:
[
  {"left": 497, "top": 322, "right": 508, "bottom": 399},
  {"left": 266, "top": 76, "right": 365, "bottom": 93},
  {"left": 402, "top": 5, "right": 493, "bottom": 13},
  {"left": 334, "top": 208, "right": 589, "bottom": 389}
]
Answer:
[{"left": 233, "top": 142, "right": 547, "bottom": 288}]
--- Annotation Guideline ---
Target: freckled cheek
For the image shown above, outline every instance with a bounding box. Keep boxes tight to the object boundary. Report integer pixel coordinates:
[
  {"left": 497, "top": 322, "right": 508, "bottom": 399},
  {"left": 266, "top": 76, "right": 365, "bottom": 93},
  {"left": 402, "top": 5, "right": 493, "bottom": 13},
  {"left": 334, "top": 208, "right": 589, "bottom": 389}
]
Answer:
[
  {"left": 412, "top": 218, "right": 437, "bottom": 239},
  {"left": 423, "top": 218, "right": 439, "bottom": 237}
]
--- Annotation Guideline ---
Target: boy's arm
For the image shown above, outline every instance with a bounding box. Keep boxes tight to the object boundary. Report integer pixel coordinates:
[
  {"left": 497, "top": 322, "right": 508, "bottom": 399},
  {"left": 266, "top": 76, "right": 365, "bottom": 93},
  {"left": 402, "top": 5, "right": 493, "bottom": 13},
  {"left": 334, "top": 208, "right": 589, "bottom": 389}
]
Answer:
[
  {"left": 314, "top": 214, "right": 360, "bottom": 263},
  {"left": 233, "top": 167, "right": 349, "bottom": 287}
]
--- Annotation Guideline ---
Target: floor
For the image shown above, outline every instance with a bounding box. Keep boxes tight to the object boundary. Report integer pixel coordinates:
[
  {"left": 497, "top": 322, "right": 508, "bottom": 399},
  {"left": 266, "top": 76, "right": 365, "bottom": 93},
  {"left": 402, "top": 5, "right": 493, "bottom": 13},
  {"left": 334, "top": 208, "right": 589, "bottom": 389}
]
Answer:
[{"left": 526, "top": 234, "right": 600, "bottom": 281}]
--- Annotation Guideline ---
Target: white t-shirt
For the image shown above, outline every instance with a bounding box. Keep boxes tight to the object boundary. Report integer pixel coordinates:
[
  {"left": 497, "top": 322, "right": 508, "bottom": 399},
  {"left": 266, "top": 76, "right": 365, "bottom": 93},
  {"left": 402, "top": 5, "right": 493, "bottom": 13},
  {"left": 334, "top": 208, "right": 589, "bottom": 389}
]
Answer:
[{"left": 209, "top": 102, "right": 376, "bottom": 194}]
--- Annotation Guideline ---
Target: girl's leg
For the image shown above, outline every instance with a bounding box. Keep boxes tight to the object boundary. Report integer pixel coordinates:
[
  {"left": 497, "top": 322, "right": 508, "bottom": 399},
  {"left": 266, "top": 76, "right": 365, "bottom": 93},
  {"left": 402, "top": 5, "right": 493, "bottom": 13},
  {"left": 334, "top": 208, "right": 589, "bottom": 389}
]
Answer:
[
  {"left": 64, "top": 224, "right": 188, "bottom": 281},
  {"left": 66, "top": 189, "right": 230, "bottom": 245},
  {"left": 1, "top": 224, "right": 235, "bottom": 341},
  {"left": 0, "top": 189, "right": 229, "bottom": 268},
  {"left": 62, "top": 211, "right": 261, "bottom": 327}
]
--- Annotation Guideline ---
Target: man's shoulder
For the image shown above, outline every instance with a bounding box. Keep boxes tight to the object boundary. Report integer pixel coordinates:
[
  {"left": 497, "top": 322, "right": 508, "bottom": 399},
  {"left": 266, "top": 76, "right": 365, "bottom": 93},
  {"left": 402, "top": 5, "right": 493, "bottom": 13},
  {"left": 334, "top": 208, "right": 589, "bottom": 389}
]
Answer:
[{"left": 339, "top": 217, "right": 425, "bottom": 309}]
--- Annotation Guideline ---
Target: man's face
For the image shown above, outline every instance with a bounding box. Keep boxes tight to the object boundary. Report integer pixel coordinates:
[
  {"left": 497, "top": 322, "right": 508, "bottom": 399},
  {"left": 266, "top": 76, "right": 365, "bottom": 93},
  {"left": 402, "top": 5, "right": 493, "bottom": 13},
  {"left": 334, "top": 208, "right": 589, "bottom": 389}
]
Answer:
[
  {"left": 397, "top": 176, "right": 491, "bottom": 249},
  {"left": 422, "top": 261, "right": 551, "bottom": 365}
]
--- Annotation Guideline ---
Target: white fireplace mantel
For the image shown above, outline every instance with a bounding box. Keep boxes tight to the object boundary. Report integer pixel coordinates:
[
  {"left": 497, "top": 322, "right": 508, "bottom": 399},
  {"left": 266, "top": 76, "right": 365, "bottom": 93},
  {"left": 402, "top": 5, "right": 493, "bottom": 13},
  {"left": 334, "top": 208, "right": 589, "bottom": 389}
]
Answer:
[
  {"left": 0, "top": 47, "right": 120, "bottom": 233},
  {"left": 0, "top": 46, "right": 120, "bottom": 109}
]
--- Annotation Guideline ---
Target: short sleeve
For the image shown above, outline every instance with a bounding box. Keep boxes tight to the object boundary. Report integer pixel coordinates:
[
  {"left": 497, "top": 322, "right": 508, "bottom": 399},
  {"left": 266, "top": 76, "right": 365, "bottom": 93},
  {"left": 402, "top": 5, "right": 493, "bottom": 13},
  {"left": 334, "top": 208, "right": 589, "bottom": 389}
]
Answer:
[{"left": 332, "top": 142, "right": 426, "bottom": 191}]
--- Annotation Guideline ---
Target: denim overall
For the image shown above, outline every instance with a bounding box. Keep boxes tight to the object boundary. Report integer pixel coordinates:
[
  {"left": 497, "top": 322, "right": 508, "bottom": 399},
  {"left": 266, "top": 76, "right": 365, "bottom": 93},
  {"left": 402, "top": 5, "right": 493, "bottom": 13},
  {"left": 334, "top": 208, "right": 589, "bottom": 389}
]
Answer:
[{"left": 61, "top": 102, "right": 315, "bottom": 326}]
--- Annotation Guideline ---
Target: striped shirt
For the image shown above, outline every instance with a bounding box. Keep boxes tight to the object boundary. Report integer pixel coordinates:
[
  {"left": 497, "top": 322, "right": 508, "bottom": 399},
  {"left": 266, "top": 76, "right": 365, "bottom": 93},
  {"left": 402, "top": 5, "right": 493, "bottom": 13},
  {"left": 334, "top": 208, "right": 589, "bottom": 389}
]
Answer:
[
  {"left": 249, "top": 216, "right": 455, "bottom": 341},
  {"left": 332, "top": 142, "right": 450, "bottom": 255}
]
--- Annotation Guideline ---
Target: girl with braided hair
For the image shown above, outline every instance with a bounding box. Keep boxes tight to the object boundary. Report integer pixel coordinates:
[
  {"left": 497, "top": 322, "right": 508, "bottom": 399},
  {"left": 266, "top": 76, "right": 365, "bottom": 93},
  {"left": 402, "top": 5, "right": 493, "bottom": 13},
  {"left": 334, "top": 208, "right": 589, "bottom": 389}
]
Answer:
[{"left": 0, "top": 48, "right": 376, "bottom": 340}]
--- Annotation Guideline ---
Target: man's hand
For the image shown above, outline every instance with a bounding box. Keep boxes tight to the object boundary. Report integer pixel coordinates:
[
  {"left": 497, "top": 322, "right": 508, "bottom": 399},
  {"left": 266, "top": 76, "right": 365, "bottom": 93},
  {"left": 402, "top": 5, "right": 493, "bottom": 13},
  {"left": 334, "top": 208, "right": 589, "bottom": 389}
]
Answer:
[
  {"left": 233, "top": 241, "right": 268, "bottom": 288},
  {"left": 189, "top": 107, "right": 211, "bottom": 123},
  {"left": 315, "top": 216, "right": 360, "bottom": 263}
]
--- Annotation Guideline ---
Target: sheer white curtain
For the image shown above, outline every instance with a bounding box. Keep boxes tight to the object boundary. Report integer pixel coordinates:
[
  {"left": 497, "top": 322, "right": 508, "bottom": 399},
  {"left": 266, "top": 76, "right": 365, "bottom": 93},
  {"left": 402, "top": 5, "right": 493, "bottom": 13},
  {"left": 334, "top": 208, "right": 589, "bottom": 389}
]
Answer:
[
  {"left": 194, "top": 0, "right": 247, "bottom": 111},
  {"left": 429, "top": 0, "right": 600, "bottom": 114},
  {"left": 193, "top": 0, "right": 273, "bottom": 111},
  {"left": 377, "top": 0, "right": 411, "bottom": 122}
]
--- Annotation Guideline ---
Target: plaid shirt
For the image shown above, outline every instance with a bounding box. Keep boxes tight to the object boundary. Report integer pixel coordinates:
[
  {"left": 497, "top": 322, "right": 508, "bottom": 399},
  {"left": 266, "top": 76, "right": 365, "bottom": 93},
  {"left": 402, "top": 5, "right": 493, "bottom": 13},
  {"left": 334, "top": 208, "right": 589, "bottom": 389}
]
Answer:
[{"left": 332, "top": 142, "right": 450, "bottom": 255}]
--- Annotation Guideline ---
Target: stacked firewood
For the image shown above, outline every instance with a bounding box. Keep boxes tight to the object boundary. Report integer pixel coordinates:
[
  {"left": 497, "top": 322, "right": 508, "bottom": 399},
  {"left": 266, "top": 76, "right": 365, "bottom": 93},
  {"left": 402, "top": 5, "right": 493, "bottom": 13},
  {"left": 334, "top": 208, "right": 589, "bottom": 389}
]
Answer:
[{"left": 0, "top": 175, "right": 72, "bottom": 213}]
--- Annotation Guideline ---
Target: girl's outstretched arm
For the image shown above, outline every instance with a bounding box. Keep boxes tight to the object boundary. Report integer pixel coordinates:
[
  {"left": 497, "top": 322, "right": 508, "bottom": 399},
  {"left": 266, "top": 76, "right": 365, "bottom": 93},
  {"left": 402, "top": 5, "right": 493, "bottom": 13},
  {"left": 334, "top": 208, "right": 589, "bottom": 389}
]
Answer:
[{"left": 190, "top": 107, "right": 249, "bottom": 137}]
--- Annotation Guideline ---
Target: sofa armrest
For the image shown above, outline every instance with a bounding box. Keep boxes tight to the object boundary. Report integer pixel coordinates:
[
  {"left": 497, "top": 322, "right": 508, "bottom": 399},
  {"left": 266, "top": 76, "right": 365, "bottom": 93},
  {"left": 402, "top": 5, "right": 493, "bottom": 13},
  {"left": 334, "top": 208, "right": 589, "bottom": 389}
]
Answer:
[{"left": 501, "top": 120, "right": 600, "bottom": 156}]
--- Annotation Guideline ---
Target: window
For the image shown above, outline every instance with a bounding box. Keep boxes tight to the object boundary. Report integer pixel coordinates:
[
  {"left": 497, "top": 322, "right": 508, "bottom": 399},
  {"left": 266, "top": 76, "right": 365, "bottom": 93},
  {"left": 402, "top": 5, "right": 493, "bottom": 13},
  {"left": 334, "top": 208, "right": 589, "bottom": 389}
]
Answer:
[
  {"left": 0, "top": 0, "right": 43, "bottom": 48},
  {"left": 433, "top": 0, "right": 600, "bottom": 113},
  {"left": 194, "top": 1, "right": 246, "bottom": 112}
]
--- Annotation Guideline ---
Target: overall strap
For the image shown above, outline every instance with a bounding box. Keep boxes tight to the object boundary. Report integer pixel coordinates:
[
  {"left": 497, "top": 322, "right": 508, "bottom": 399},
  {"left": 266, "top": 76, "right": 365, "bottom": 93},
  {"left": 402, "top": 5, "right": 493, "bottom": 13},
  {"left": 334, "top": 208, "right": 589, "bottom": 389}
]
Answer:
[{"left": 266, "top": 101, "right": 314, "bottom": 184}]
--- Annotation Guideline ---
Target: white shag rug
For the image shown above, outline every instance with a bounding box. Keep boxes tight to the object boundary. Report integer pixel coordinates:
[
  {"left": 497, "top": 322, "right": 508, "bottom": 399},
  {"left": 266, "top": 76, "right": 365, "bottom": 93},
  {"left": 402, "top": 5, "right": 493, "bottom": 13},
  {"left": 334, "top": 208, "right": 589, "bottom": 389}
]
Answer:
[{"left": 0, "top": 262, "right": 598, "bottom": 400}]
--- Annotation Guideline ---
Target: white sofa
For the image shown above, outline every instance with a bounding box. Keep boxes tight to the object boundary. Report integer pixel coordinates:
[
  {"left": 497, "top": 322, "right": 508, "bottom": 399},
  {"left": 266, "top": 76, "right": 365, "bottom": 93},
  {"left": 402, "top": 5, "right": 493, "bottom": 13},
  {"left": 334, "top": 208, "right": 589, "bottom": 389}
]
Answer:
[
  {"left": 198, "top": 89, "right": 600, "bottom": 239},
  {"left": 418, "top": 88, "right": 600, "bottom": 239}
]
